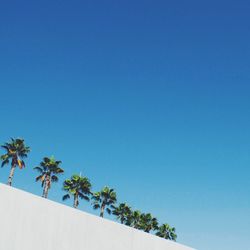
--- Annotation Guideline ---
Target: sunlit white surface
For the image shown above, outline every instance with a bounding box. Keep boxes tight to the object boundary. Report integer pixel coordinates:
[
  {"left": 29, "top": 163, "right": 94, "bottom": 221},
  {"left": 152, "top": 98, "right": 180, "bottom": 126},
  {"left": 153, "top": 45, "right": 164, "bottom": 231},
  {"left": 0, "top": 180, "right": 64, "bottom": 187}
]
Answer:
[{"left": 0, "top": 183, "right": 195, "bottom": 250}]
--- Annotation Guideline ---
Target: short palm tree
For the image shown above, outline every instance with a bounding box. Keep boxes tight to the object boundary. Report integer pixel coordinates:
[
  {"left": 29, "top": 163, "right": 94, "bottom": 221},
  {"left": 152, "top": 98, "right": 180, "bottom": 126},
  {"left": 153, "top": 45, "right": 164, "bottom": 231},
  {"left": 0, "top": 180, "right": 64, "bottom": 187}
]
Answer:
[
  {"left": 62, "top": 174, "right": 92, "bottom": 209},
  {"left": 34, "top": 156, "right": 64, "bottom": 198},
  {"left": 92, "top": 186, "right": 117, "bottom": 218},
  {"left": 156, "top": 223, "right": 177, "bottom": 241},
  {"left": 138, "top": 213, "right": 158, "bottom": 233},
  {"left": 112, "top": 203, "right": 132, "bottom": 224},
  {"left": 127, "top": 210, "right": 141, "bottom": 228},
  {"left": 1, "top": 138, "right": 30, "bottom": 186}
]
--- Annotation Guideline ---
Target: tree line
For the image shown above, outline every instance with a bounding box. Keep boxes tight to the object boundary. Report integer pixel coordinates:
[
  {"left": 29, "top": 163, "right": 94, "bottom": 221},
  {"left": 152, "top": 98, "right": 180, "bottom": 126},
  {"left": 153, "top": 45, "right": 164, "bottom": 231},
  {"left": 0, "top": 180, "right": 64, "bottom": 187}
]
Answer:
[{"left": 0, "top": 138, "right": 177, "bottom": 241}]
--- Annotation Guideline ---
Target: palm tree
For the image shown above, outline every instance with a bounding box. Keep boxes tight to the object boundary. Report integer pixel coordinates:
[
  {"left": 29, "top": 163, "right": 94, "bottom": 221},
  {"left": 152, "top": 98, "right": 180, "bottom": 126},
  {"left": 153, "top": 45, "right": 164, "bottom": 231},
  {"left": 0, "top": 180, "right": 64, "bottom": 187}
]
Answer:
[
  {"left": 138, "top": 213, "right": 158, "bottom": 233},
  {"left": 127, "top": 209, "right": 141, "bottom": 228},
  {"left": 1, "top": 138, "right": 30, "bottom": 186},
  {"left": 156, "top": 223, "right": 177, "bottom": 241},
  {"left": 92, "top": 186, "right": 117, "bottom": 218},
  {"left": 34, "top": 156, "right": 64, "bottom": 198},
  {"left": 62, "top": 174, "right": 92, "bottom": 209},
  {"left": 112, "top": 203, "right": 132, "bottom": 224}
]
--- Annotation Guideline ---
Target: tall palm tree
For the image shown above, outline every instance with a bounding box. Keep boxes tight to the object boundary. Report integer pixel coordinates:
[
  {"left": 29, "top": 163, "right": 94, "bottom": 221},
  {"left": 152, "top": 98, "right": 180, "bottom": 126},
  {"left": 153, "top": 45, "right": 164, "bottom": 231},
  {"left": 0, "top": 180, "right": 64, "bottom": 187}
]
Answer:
[
  {"left": 1, "top": 138, "right": 30, "bottom": 186},
  {"left": 156, "top": 223, "right": 177, "bottom": 241},
  {"left": 62, "top": 174, "right": 92, "bottom": 209},
  {"left": 112, "top": 203, "right": 132, "bottom": 224},
  {"left": 34, "top": 156, "right": 64, "bottom": 198},
  {"left": 138, "top": 213, "right": 158, "bottom": 233},
  {"left": 92, "top": 186, "right": 117, "bottom": 218}
]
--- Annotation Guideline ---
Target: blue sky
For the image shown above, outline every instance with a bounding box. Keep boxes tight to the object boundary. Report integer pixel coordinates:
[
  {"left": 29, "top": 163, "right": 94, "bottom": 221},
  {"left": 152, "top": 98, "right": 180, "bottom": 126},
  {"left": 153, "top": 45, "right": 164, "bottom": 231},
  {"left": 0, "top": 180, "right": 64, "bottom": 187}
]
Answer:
[{"left": 0, "top": 1, "right": 250, "bottom": 249}]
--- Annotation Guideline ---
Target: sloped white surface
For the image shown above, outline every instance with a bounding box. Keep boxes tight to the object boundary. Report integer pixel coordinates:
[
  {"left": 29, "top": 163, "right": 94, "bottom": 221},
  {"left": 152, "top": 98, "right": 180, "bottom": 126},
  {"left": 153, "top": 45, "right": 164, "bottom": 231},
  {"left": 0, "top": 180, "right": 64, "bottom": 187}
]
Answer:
[{"left": 0, "top": 184, "right": 195, "bottom": 250}]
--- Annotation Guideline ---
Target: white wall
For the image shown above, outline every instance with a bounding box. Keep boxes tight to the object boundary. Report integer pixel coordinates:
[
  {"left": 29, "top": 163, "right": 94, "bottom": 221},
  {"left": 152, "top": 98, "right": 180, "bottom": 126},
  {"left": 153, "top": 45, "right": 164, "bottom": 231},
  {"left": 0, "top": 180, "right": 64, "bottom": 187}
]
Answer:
[{"left": 0, "top": 184, "right": 195, "bottom": 250}]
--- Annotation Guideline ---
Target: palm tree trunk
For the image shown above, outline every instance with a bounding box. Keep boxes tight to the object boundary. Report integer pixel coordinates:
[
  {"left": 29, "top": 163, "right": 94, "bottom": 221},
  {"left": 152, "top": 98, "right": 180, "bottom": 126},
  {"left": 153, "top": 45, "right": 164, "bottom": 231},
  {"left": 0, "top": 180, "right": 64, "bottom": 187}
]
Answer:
[
  {"left": 42, "top": 184, "right": 47, "bottom": 198},
  {"left": 73, "top": 193, "right": 78, "bottom": 208},
  {"left": 121, "top": 218, "right": 124, "bottom": 224},
  {"left": 42, "top": 175, "right": 50, "bottom": 198},
  {"left": 100, "top": 203, "right": 105, "bottom": 217},
  {"left": 7, "top": 164, "right": 16, "bottom": 186}
]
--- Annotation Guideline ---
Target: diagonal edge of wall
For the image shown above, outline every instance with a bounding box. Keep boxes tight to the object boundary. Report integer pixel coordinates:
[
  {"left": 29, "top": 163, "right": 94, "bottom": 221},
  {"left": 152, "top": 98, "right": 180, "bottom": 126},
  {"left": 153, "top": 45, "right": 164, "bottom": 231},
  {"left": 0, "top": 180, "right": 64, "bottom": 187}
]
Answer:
[{"left": 0, "top": 183, "right": 195, "bottom": 250}]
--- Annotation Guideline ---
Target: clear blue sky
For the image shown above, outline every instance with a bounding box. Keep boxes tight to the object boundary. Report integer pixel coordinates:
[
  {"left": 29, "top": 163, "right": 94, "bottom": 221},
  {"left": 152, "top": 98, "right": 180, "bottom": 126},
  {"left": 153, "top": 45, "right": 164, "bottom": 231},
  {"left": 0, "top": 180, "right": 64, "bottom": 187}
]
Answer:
[{"left": 0, "top": 1, "right": 250, "bottom": 249}]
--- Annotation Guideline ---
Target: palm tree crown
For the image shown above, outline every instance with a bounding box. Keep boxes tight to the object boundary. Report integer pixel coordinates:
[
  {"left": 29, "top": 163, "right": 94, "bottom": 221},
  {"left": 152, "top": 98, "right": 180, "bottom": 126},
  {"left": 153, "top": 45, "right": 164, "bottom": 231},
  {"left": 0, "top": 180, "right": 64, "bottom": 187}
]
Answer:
[
  {"left": 127, "top": 210, "right": 141, "bottom": 228},
  {"left": 92, "top": 186, "right": 117, "bottom": 218},
  {"left": 156, "top": 223, "right": 177, "bottom": 241},
  {"left": 34, "top": 156, "right": 64, "bottom": 198},
  {"left": 62, "top": 174, "right": 92, "bottom": 209},
  {"left": 138, "top": 213, "right": 158, "bottom": 233},
  {"left": 1, "top": 138, "right": 30, "bottom": 186},
  {"left": 112, "top": 203, "right": 132, "bottom": 224}
]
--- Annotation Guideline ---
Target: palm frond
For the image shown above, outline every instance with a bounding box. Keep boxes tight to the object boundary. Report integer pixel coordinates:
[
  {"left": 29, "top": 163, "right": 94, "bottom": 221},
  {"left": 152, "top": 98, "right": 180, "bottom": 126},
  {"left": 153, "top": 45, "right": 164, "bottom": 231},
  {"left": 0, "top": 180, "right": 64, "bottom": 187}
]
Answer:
[
  {"left": 62, "top": 194, "right": 70, "bottom": 201},
  {"left": 35, "top": 175, "right": 44, "bottom": 182},
  {"left": 106, "top": 208, "right": 111, "bottom": 214},
  {"left": 51, "top": 175, "right": 59, "bottom": 182},
  {"left": 33, "top": 166, "right": 43, "bottom": 173},
  {"left": 93, "top": 203, "right": 100, "bottom": 210},
  {"left": 78, "top": 192, "right": 90, "bottom": 201},
  {"left": 1, "top": 159, "right": 9, "bottom": 167}
]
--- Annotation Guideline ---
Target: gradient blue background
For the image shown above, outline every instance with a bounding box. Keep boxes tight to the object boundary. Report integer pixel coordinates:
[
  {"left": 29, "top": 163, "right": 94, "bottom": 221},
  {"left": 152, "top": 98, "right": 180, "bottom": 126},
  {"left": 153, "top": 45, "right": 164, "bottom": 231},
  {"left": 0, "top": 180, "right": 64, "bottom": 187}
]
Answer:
[{"left": 0, "top": 1, "right": 250, "bottom": 249}]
